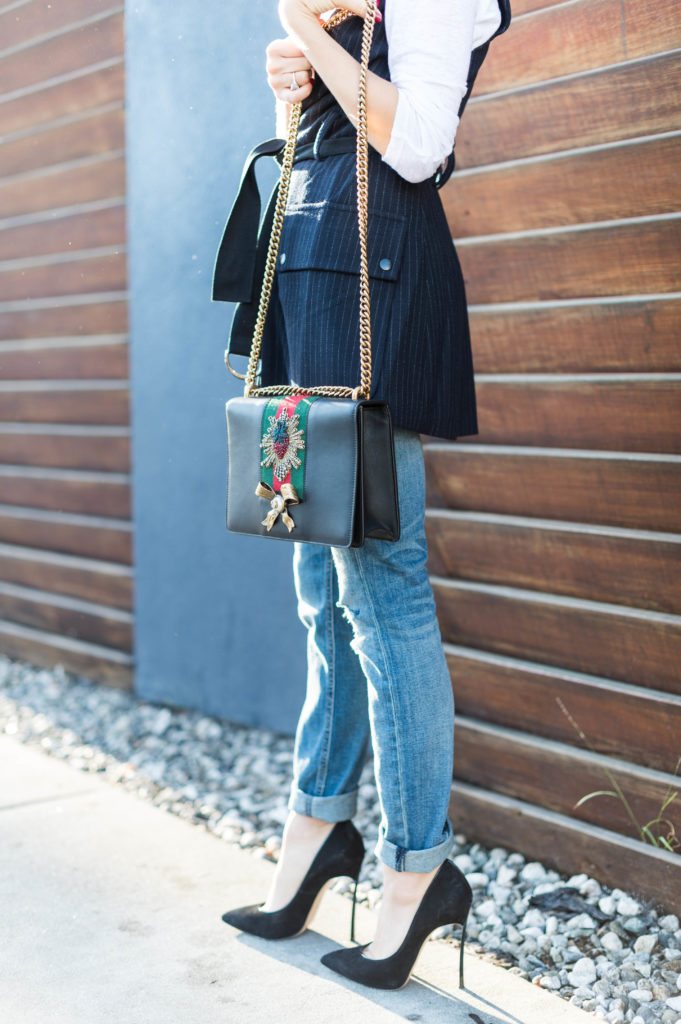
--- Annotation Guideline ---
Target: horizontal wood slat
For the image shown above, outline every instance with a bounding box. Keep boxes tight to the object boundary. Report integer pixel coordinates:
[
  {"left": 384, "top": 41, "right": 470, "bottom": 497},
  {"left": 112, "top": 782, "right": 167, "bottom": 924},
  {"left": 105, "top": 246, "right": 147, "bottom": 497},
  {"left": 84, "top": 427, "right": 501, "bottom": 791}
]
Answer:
[
  {"left": 0, "top": 12, "right": 123, "bottom": 95},
  {"left": 0, "top": 63, "right": 124, "bottom": 140},
  {"left": 458, "top": 218, "right": 681, "bottom": 303},
  {"left": 0, "top": 108, "right": 125, "bottom": 179},
  {"left": 455, "top": 52, "right": 681, "bottom": 168},
  {"left": 426, "top": 511, "right": 681, "bottom": 613},
  {"left": 446, "top": 645, "right": 681, "bottom": 774},
  {"left": 0, "top": 338, "right": 128, "bottom": 380},
  {"left": 0, "top": 427, "right": 129, "bottom": 470},
  {"left": 0, "top": 251, "right": 126, "bottom": 302},
  {"left": 0, "top": 156, "right": 125, "bottom": 221},
  {"left": 433, "top": 578, "right": 681, "bottom": 694},
  {"left": 0, "top": 205, "right": 125, "bottom": 262},
  {"left": 0, "top": 299, "right": 127, "bottom": 340},
  {"left": 424, "top": 445, "right": 681, "bottom": 533},
  {"left": 454, "top": 717, "right": 681, "bottom": 839},
  {"left": 0, "top": 506, "right": 132, "bottom": 564},
  {"left": 0, "top": 387, "right": 129, "bottom": 425},
  {"left": 468, "top": 297, "right": 681, "bottom": 374},
  {"left": 508, "top": 0, "right": 566, "bottom": 15},
  {"left": 0, "top": 583, "right": 132, "bottom": 650},
  {"left": 449, "top": 782, "right": 681, "bottom": 914},
  {"left": 0, "top": 618, "right": 132, "bottom": 688},
  {"left": 444, "top": 135, "right": 681, "bottom": 236},
  {"left": 0, "top": 543, "right": 132, "bottom": 608},
  {"left": 470, "top": 377, "right": 681, "bottom": 454},
  {"left": 0, "top": 0, "right": 121, "bottom": 53},
  {"left": 0, "top": 467, "right": 130, "bottom": 518},
  {"left": 474, "top": 0, "right": 681, "bottom": 95}
]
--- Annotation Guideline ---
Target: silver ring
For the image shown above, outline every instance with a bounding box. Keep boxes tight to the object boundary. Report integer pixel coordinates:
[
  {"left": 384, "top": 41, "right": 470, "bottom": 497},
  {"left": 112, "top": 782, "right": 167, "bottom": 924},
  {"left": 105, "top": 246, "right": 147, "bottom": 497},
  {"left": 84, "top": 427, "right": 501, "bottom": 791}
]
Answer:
[{"left": 290, "top": 70, "right": 300, "bottom": 91}]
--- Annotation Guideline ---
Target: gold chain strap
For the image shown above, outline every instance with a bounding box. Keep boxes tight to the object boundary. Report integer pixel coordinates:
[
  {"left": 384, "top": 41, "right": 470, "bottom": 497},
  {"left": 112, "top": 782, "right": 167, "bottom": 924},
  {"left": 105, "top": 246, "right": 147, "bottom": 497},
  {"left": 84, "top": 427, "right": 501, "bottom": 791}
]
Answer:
[{"left": 230, "top": 4, "right": 375, "bottom": 400}]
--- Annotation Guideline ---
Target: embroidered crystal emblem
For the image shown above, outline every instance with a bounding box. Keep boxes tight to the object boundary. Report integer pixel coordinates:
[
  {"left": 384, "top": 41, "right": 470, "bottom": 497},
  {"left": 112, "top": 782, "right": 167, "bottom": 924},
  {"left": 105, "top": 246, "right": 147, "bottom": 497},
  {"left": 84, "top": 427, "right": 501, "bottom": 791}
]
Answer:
[{"left": 261, "top": 407, "right": 306, "bottom": 481}]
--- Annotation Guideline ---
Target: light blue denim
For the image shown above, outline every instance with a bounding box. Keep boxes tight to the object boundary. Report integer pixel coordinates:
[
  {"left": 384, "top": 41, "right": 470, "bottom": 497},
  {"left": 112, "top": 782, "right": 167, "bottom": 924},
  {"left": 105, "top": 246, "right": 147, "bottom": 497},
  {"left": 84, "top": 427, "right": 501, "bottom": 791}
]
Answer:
[{"left": 288, "top": 427, "right": 456, "bottom": 872}]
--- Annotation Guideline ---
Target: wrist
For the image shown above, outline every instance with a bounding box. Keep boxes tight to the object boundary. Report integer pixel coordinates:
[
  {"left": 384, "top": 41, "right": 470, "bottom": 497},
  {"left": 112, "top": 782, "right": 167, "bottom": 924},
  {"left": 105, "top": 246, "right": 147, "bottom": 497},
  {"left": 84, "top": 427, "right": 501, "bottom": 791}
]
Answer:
[{"left": 279, "top": 2, "right": 324, "bottom": 52}]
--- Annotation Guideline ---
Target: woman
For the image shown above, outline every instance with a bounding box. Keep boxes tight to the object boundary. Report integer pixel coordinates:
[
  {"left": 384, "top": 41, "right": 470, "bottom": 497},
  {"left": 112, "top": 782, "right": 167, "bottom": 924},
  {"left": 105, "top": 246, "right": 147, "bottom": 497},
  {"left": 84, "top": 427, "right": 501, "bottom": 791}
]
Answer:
[{"left": 218, "top": 0, "right": 511, "bottom": 991}]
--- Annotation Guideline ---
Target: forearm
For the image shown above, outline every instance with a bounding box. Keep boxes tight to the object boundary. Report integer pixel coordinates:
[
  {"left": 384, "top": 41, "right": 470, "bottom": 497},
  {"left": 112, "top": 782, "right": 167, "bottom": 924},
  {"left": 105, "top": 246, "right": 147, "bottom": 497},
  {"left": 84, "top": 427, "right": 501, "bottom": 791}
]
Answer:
[{"left": 285, "top": 16, "right": 398, "bottom": 154}]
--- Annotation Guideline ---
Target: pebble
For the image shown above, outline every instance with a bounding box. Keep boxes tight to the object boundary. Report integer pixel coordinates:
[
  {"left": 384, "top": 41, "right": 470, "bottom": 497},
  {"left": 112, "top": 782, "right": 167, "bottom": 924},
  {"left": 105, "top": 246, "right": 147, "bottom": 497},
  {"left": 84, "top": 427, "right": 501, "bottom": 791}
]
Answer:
[
  {"left": 489, "top": 883, "right": 513, "bottom": 905},
  {"left": 466, "top": 871, "right": 490, "bottom": 888},
  {"left": 497, "top": 864, "right": 517, "bottom": 887},
  {"left": 520, "top": 862, "right": 547, "bottom": 883},
  {"left": 522, "top": 908, "right": 545, "bottom": 929},
  {"left": 602, "top": 931, "right": 625, "bottom": 953},
  {"left": 629, "top": 989, "right": 653, "bottom": 1003},
  {"left": 566, "top": 912, "right": 596, "bottom": 933},
  {"left": 634, "top": 934, "right": 659, "bottom": 955},
  {"left": 624, "top": 917, "right": 649, "bottom": 935},
  {"left": 618, "top": 896, "right": 643, "bottom": 917},
  {"left": 475, "top": 899, "right": 498, "bottom": 919},
  {"left": 569, "top": 957, "right": 598, "bottom": 987},
  {"left": 1, "top": 651, "right": 678, "bottom": 1023}
]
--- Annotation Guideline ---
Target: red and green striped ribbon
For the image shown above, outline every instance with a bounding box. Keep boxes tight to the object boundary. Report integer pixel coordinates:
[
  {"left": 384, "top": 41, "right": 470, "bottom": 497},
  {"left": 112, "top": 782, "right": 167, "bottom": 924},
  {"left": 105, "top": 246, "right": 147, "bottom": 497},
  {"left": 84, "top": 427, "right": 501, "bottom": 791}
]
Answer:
[{"left": 260, "top": 395, "right": 318, "bottom": 498}]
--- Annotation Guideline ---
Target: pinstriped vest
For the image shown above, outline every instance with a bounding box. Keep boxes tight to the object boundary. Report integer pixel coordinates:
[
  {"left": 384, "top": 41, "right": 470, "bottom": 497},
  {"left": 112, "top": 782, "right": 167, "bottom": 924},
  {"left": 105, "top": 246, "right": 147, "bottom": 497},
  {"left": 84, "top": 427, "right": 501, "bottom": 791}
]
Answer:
[{"left": 221, "top": 0, "right": 512, "bottom": 440}]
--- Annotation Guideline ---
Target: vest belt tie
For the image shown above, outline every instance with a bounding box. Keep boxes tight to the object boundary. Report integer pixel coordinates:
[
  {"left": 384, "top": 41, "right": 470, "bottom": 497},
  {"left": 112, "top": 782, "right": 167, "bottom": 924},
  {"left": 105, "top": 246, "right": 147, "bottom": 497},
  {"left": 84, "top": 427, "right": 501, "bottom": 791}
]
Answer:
[{"left": 212, "top": 136, "right": 358, "bottom": 304}]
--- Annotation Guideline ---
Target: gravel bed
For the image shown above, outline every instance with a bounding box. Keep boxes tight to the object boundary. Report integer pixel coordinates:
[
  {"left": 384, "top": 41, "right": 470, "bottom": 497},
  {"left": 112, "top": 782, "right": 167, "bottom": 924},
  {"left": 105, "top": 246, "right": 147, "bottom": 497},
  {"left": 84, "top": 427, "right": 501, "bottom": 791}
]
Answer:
[{"left": 1, "top": 653, "right": 680, "bottom": 1022}]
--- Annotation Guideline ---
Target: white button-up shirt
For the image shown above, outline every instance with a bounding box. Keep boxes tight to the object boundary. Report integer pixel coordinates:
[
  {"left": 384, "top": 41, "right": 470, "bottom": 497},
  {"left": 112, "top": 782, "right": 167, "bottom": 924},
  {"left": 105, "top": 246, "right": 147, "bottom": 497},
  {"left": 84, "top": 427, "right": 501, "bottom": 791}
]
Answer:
[{"left": 382, "top": 0, "right": 502, "bottom": 182}]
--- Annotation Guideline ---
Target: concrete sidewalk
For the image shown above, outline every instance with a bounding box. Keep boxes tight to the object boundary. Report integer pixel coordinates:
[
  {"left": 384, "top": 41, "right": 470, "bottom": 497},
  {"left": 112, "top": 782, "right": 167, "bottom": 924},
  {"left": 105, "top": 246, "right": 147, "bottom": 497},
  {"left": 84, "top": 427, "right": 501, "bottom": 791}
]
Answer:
[{"left": 0, "top": 735, "right": 594, "bottom": 1024}]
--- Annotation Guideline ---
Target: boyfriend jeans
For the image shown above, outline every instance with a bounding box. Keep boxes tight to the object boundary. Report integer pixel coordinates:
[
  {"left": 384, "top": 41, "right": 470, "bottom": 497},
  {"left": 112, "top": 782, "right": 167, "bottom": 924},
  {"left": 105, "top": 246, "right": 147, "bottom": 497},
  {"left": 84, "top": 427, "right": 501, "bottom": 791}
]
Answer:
[{"left": 288, "top": 427, "right": 456, "bottom": 872}]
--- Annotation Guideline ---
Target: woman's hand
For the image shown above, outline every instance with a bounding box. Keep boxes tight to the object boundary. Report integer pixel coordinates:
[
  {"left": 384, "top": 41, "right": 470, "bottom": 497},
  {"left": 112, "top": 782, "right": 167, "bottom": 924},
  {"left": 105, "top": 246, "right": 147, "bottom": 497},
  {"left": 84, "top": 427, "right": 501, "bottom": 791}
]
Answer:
[
  {"left": 266, "top": 36, "right": 315, "bottom": 104},
  {"left": 267, "top": 4, "right": 379, "bottom": 108},
  {"left": 278, "top": 2, "right": 380, "bottom": 48},
  {"left": 270, "top": 0, "right": 396, "bottom": 155}
]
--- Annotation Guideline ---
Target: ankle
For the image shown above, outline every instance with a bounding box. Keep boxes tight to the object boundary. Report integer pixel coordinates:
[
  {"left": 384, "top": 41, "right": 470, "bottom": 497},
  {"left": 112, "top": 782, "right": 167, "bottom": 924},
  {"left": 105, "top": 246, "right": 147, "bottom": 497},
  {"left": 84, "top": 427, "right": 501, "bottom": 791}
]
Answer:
[
  {"left": 283, "top": 812, "right": 335, "bottom": 845},
  {"left": 380, "top": 864, "right": 439, "bottom": 906}
]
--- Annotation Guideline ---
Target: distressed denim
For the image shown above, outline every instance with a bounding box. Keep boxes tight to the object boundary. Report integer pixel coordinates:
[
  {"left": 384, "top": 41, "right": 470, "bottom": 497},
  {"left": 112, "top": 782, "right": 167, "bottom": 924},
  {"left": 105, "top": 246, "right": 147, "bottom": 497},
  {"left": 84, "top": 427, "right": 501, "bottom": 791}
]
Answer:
[{"left": 288, "top": 427, "right": 456, "bottom": 872}]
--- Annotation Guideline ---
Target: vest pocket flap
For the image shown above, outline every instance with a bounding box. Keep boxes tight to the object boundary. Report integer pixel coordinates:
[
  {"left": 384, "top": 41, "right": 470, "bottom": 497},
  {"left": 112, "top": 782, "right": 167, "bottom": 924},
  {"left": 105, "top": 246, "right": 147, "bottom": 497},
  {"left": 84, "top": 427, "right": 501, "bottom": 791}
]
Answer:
[{"left": 277, "top": 201, "right": 407, "bottom": 281}]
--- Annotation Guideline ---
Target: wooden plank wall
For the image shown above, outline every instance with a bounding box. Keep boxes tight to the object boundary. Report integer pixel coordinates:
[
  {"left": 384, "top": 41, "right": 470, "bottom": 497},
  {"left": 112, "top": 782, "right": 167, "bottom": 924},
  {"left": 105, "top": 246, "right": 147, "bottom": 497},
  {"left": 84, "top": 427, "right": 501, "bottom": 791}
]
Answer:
[
  {"left": 0, "top": 0, "right": 133, "bottom": 687},
  {"left": 437, "top": 0, "right": 681, "bottom": 908}
]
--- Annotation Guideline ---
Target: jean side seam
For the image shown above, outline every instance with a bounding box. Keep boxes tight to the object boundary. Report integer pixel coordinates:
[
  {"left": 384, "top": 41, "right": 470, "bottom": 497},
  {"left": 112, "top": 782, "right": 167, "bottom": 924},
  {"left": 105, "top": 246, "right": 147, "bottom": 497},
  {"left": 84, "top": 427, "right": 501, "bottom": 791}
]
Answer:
[
  {"left": 351, "top": 545, "right": 410, "bottom": 856},
  {"left": 314, "top": 546, "right": 335, "bottom": 798}
]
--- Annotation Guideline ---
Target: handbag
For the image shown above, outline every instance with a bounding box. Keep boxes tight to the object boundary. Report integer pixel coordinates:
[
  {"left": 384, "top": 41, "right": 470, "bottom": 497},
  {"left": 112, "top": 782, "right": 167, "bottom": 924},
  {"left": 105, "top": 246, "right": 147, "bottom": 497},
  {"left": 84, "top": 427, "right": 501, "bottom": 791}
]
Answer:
[{"left": 224, "top": 3, "right": 400, "bottom": 548}]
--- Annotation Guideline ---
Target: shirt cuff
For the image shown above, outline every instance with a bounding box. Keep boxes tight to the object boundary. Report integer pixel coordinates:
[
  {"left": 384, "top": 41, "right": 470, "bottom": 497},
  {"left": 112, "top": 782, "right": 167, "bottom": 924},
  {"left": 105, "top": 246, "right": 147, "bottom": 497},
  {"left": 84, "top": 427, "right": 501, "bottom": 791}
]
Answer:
[{"left": 382, "top": 88, "right": 459, "bottom": 184}]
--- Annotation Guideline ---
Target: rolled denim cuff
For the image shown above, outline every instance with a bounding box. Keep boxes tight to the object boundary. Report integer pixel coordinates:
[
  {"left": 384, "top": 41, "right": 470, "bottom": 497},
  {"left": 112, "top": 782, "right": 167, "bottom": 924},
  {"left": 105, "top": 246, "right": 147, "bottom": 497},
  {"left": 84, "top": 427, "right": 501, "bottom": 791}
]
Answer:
[
  {"left": 374, "top": 818, "right": 456, "bottom": 873},
  {"left": 288, "top": 785, "right": 359, "bottom": 822}
]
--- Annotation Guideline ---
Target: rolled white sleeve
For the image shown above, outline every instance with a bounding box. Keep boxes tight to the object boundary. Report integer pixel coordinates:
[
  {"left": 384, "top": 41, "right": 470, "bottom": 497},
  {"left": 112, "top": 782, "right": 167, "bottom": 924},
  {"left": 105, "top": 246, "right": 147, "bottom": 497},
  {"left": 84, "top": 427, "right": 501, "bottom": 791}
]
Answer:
[{"left": 382, "top": 0, "right": 501, "bottom": 183}]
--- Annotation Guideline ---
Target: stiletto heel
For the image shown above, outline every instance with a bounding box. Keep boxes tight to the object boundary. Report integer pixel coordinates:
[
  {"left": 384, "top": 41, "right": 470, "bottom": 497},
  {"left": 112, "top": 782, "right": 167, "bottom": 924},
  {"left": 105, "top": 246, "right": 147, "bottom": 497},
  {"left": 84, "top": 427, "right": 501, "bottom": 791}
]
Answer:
[
  {"left": 350, "top": 876, "right": 360, "bottom": 943},
  {"left": 458, "top": 916, "right": 468, "bottom": 988},
  {"left": 221, "top": 819, "right": 365, "bottom": 940},
  {"left": 321, "top": 858, "right": 472, "bottom": 990}
]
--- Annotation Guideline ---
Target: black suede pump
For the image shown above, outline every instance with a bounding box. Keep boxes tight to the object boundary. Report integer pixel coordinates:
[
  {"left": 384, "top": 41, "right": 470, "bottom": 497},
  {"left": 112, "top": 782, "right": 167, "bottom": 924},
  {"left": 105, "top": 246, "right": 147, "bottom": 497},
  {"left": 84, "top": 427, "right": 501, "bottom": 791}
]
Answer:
[
  {"left": 320, "top": 858, "right": 472, "bottom": 990},
  {"left": 221, "top": 819, "right": 365, "bottom": 941}
]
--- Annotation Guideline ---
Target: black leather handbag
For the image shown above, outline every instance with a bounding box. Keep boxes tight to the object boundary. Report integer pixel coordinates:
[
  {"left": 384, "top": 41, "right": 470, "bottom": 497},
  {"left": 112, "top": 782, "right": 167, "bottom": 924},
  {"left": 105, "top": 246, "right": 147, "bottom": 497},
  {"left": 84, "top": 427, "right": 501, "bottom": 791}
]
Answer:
[{"left": 223, "top": 4, "right": 399, "bottom": 548}]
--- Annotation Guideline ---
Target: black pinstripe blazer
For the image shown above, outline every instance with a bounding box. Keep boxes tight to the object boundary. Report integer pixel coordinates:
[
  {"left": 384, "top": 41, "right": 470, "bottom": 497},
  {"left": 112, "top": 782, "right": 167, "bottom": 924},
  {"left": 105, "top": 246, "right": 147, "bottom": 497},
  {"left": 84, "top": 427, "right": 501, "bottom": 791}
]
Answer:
[{"left": 219, "top": 0, "right": 511, "bottom": 441}]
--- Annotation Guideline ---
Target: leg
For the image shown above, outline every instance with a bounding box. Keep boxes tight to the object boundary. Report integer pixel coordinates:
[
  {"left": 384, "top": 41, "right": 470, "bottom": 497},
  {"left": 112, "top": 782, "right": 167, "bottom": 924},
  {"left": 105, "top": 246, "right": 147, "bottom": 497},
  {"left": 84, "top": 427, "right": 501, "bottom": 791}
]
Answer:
[
  {"left": 263, "top": 540, "right": 371, "bottom": 911},
  {"left": 289, "top": 540, "right": 371, "bottom": 819},
  {"left": 330, "top": 428, "right": 456, "bottom": 955}
]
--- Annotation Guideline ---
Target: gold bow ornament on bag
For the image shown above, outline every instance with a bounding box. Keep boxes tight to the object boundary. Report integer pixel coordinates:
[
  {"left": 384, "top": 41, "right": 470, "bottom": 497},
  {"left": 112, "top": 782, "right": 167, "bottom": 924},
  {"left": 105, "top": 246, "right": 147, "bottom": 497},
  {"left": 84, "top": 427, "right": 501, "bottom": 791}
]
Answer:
[{"left": 255, "top": 481, "right": 300, "bottom": 532}]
